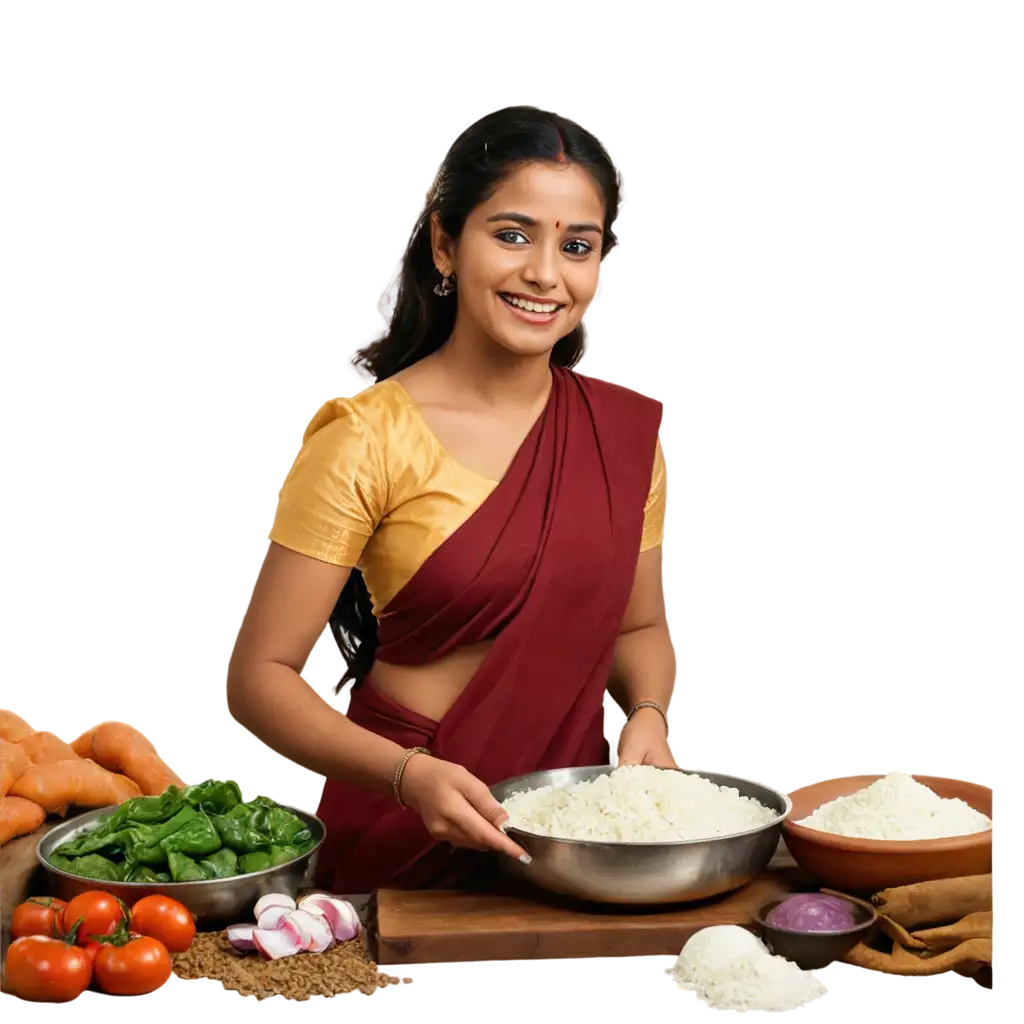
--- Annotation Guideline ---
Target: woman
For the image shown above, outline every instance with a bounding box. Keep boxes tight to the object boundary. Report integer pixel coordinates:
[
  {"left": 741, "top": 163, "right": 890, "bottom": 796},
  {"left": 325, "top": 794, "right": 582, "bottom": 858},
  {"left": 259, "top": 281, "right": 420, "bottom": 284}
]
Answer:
[{"left": 227, "top": 106, "right": 679, "bottom": 894}]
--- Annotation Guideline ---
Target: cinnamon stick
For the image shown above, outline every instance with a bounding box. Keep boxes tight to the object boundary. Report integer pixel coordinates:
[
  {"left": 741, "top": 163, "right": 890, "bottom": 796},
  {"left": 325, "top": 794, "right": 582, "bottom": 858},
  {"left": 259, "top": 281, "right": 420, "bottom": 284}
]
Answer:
[
  {"left": 873, "top": 874, "right": 991, "bottom": 929},
  {"left": 844, "top": 936, "right": 992, "bottom": 977},
  {"left": 913, "top": 912, "right": 992, "bottom": 951}
]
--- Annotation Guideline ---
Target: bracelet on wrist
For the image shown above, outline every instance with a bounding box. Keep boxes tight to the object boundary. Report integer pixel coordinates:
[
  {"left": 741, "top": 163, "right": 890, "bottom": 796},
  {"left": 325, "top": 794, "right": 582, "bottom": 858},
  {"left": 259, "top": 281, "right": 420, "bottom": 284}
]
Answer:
[
  {"left": 626, "top": 700, "right": 669, "bottom": 737},
  {"left": 392, "top": 746, "right": 432, "bottom": 808}
]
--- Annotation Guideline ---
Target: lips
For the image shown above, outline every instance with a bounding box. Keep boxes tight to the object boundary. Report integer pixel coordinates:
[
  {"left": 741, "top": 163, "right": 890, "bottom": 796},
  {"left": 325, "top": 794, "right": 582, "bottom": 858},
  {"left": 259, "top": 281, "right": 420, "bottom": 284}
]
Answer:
[{"left": 499, "top": 294, "right": 565, "bottom": 313}]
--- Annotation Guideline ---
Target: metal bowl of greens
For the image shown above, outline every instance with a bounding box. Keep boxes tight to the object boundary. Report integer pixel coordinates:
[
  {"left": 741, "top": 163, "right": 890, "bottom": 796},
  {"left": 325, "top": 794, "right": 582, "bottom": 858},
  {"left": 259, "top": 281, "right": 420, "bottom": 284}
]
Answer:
[{"left": 37, "top": 780, "right": 325, "bottom": 926}]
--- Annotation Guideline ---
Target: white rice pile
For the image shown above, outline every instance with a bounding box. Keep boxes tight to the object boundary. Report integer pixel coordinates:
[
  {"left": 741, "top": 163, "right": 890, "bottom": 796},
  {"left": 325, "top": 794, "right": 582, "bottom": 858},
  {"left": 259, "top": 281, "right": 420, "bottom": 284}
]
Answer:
[
  {"left": 795, "top": 772, "right": 991, "bottom": 841},
  {"left": 501, "top": 766, "right": 777, "bottom": 843},
  {"left": 668, "top": 925, "right": 827, "bottom": 1012}
]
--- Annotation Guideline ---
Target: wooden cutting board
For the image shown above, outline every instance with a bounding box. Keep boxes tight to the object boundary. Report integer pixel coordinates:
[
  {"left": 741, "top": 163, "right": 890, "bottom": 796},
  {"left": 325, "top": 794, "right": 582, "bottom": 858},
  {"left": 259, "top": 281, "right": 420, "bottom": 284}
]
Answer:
[{"left": 369, "top": 868, "right": 806, "bottom": 965}]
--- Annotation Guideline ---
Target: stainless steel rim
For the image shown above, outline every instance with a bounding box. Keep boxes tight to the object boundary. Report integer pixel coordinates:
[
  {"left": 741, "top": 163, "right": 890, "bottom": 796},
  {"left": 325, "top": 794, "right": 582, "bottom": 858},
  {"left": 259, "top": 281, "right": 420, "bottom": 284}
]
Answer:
[
  {"left": 494, "top": 765, "right": 792, "bottom": 848},
  {"left": 37, "top": 803, "right": 325, "bottom": 886}
]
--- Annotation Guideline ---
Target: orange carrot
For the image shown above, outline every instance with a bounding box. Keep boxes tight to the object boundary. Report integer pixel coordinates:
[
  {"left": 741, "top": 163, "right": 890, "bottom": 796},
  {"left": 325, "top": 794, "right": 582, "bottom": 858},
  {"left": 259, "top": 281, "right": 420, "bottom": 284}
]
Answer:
[
  {"left": 0, "top": 796, "right": 47, "bottom": 844},
  {"left": 18, "top": 731, "right": 81, "bottom": 766},
  {"left": 9, "top": 759, "right": 141, "bottom": 813},
  {"left": 1, "top": 738, "right": 31, "bottom": 797},
  {"left": 71, "top": 721, "right": 185, "bottom": 796},
  {"left": 0, "top": 710, "right": 35, "bottom": 743}
]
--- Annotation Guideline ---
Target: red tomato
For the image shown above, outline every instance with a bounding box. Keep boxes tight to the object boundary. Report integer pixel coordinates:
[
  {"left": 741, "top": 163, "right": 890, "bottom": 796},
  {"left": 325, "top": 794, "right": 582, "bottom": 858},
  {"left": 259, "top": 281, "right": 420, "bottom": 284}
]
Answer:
[
  {"left": 11, "top": 897, "right": 67, "bottom": 940},
  {"left": 82, "top": 940, "right": 104, "bottom": 965},
  {"left": 131, "top": 895, "right": 195, "bottom": 953},
  {"left": 4, "top": 935, "right": 92, "bottom": 1002},
  {"left": 62, "top": 890, "right": 127, "bottom": 944},
  {"left": 93, "top": 935, "right": 172, "bottom": 996}
]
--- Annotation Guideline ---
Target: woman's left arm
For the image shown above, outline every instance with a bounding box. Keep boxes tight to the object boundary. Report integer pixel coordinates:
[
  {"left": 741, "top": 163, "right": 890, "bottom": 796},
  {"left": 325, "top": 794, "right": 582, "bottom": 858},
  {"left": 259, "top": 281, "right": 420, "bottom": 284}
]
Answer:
[{"left": 607, "top": 545, "right": 679, "bottom": 768}]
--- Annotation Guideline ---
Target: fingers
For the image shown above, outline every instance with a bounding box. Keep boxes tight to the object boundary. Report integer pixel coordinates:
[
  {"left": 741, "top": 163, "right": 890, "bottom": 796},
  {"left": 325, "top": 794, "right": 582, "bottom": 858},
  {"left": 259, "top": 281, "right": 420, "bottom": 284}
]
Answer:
[
  {"left": 617, "top": 747, "right": 645, "bottom": 767},
  {"left": 460, "top": 779, "right": 531, "bottom": 862}
]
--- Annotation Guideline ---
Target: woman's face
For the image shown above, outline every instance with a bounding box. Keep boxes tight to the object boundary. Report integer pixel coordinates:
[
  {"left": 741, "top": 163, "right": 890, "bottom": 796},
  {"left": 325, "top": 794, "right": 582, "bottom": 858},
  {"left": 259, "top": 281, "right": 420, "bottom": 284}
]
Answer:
[{"left": 437, "top": 161, "right": 606, "bottom": 359}]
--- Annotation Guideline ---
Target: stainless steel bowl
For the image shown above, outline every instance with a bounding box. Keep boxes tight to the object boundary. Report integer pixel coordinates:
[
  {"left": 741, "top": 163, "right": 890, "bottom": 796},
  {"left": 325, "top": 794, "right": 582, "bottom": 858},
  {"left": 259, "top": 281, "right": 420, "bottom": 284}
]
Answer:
[
  {"left": 37, "top": 804, "right": 325, "bottom": 927},
  {"left": 491, "top": 766, "right": 791, "bottom": 905}
]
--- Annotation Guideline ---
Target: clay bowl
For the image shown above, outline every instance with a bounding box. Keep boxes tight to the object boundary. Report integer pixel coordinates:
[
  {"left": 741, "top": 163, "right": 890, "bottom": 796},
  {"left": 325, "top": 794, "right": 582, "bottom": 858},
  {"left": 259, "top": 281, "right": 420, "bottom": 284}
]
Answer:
[
  {"left": 755, "top": 893, "right": 877, "bottom": 970},
  {"left": 783, "top": 775, "right": 992, "bottom": 893}
]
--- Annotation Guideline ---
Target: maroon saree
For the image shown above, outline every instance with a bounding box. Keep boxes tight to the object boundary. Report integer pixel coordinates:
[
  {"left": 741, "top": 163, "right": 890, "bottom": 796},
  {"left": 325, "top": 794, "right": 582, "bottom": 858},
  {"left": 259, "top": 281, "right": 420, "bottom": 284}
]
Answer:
[{"left": 314, "top": 365, "right": 662, "bottom": 893}]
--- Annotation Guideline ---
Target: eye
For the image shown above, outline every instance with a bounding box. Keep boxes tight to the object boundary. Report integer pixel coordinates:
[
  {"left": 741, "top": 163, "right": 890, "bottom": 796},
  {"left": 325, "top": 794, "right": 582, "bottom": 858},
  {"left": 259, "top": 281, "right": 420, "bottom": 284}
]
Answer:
[
  {"left": 495, "top": 229, "right": 529, "bottom": 245},
  {"left": 563, "top": 238, "right": 595, "bottom": 257}
]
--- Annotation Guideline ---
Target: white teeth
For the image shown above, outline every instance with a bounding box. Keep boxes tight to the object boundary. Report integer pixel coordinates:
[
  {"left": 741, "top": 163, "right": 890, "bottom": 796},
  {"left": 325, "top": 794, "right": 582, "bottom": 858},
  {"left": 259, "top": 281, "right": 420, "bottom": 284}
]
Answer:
[{"left": 504, "top": 295, "right": 559, "bottom": 314}]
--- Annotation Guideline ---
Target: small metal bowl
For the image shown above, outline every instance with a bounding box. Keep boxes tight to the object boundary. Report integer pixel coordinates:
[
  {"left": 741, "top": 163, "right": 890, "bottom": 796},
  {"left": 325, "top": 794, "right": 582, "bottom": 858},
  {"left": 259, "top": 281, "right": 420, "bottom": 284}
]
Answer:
[
  {"left": 37, "top": 804, "right": 325, "bottom": 928},
  {"left": 490, "top": 766, "right": 791, "bottom": 905},
  {"left": 755, "top": 892, "right": 877, "bottom": 970}
]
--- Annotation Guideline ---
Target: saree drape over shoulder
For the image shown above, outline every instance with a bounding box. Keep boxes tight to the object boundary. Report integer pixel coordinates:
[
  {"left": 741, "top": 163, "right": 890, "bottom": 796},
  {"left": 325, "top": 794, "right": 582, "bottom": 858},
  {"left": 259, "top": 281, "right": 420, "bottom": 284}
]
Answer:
[{"left": 270, "top": 366, "right": 663, "bottom": 892}]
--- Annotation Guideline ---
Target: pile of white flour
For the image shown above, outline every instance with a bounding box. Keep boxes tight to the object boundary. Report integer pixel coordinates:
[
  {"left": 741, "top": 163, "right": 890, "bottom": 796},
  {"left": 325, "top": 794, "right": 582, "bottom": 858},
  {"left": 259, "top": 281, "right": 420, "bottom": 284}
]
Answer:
[
  {"left": 795, "top": 772, "right": 991, "bottom": 840},
  {"left": 501, "top": 766, "right": 778, "bottom": 843},
  {"left": 668, "top": 925, "right": 827, "bottom": 1012}
]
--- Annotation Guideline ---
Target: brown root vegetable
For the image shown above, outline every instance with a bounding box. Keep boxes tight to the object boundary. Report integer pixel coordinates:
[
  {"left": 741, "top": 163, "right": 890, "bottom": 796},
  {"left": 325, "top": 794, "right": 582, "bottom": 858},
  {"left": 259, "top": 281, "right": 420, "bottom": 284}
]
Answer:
[
  {"left": 1, "top": 738, "right": 31, "bottom": 797},
  {"left": 10, "top": 759, "right": 141, "bottom": 813},
  {"left": 0, "top": 710, "right": 35, "bottom": 743},
  {"left": 18, "top": 731, "right": 81, "bottom": 766},
  {"left": 70, "top": 722, "right": 184, "bottom": 796},
  {"left": 0, "top": 795, "right": 47, "bottom": 844}
]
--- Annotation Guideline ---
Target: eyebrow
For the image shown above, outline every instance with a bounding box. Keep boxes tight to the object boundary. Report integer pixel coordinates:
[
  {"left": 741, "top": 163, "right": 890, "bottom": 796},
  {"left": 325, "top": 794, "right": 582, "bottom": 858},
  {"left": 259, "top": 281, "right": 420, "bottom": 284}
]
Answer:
[{"left": 486, "top": 211, "right": 603, "bottom": 235}]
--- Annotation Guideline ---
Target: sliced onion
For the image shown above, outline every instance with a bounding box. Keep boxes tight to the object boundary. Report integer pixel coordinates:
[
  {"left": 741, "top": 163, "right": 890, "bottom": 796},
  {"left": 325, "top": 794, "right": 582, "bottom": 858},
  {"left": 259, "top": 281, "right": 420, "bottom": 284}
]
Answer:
[
  {"left": 257, "top": 905, "right": 293, "bottom": 931},
  {"left": 225, "top": 924, "right": 257, "bottom": 952},
  {"left": 252, "top": 919, "right": 305, "bottom": 961},
  {"left": 253, "top": 893, "right": 296, "bottom": 919},
  {"left": 288, "top": 908, "right": 335, "bottom": 953},
  {"left": 298, "top": 894, "right": 361, "bottom": 941}
]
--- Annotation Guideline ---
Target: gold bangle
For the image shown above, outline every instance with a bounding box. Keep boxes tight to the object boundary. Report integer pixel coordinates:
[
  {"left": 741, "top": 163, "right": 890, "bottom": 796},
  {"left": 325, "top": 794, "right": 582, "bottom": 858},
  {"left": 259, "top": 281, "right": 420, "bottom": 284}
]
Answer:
[
  {"left": 626, "top": 701, "right": 669, "bottom": 737},
  {"left": 392, "top": 746, "right": 431, "bottom": 808}
]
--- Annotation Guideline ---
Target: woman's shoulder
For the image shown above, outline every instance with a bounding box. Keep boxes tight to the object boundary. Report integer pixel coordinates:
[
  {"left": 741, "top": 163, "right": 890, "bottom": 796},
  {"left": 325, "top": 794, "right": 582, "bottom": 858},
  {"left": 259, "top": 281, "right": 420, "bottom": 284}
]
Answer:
[
  {"left": 566, "top": 369, "right": 663, "bottom": 419},
  {"left": 300, "top": 378, "right": 410, "bottom": 446}
]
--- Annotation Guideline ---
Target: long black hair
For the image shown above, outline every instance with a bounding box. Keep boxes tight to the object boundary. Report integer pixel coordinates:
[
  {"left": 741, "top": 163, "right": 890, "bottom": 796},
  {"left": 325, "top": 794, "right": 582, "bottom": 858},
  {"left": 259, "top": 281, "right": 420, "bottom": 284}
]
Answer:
[{"left": 328, "top": 105, "right": 623, "bottom": 693}]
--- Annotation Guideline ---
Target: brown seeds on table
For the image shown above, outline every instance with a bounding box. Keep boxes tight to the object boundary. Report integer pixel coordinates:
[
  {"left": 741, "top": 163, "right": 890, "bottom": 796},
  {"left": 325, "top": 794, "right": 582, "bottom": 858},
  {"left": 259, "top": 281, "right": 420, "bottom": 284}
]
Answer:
[{"left": 172, "top": 931, "right": 409, "bottom": 1000}]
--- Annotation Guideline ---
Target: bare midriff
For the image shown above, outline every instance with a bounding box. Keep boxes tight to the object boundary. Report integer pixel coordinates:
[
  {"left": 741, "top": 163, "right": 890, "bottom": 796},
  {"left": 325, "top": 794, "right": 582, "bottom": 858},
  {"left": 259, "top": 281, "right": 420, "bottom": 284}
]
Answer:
[{"left": 368, "top": 639, "right": 496, "bottom": 722}]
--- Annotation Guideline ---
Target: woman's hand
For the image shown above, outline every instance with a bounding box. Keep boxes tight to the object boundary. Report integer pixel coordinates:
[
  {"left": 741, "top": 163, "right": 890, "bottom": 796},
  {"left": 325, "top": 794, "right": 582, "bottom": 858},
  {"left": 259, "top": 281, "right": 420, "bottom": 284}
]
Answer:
[
  {"left": 617, "top": 707, "right": 678, "bottom": 769},
  {"left": 399, "top": 754, "right": 531, "bottom": 863}
]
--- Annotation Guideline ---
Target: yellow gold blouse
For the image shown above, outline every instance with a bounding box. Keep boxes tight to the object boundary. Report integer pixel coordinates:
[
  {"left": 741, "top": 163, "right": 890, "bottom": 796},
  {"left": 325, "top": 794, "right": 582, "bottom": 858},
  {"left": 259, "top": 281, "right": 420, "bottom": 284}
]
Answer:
[{"left": 269, "top": 379, "right": 666, "bottom": 615}]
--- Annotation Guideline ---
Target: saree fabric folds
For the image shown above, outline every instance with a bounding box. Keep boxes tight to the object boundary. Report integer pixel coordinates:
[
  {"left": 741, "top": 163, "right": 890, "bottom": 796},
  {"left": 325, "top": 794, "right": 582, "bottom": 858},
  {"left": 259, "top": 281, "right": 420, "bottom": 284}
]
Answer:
[{"left": 276, "top": 367, "right": 663, "bottom": 892}]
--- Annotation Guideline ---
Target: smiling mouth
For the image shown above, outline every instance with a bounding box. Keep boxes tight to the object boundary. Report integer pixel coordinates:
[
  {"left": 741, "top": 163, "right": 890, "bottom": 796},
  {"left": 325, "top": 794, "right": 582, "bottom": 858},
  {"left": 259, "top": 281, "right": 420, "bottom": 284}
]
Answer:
[{"left": 499, "top": 293, "right": 565, "bottom": 315}]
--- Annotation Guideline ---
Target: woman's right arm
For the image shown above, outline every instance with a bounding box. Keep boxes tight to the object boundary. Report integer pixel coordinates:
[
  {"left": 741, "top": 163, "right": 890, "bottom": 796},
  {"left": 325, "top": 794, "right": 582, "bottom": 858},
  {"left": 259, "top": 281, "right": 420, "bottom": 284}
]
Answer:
[
  {"left": 226, "top": 542, "right": 528, "bottom": 860},
  {"left": 227, "top": 542, "right": 403, "bottom": 792}
]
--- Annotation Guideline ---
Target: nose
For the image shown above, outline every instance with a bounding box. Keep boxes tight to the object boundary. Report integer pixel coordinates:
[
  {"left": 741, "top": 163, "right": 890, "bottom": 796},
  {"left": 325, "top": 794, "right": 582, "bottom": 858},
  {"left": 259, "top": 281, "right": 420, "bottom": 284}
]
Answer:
[{"left": 523, "top": 241, "right": 560, "bottom": 293}]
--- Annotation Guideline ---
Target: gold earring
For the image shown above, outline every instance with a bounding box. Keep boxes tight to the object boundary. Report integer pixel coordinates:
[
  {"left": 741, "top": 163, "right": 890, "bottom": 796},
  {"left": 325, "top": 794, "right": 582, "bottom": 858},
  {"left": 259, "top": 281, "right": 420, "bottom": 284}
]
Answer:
[{"left": 433, "top": 271, "right": 456, "bottom": 297}]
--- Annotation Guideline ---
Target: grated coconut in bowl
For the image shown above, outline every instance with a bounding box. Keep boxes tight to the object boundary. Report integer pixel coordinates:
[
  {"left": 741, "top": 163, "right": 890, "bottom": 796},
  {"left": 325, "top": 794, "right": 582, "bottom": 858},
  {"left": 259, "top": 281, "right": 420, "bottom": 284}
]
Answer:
[
  {"left": 794, "top": 772, "right": 991, "bottom": 841},
  {"left": 501, "top": 765, "right": 778, "bottom": 843}
]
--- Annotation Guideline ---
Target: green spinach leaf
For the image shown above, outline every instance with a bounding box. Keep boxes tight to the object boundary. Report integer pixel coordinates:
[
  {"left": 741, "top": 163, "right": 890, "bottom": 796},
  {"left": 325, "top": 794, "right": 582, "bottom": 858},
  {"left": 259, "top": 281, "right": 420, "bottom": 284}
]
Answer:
[
  {"left": 237, "top": 851, "right": 272, "bottom": 874},
  {"left": 166, "top": 850, "right": 207, "bottom": 882},
  {"left": 198, "top": 847, "right": 239, "bottom": 879},
  {"left": 160, "top": 808, "right": 221, "bottom": 858},
  {"left": 107, "top": 787, "right": 187, "bottom": 829},
  {"left": 59, "top": 853, "right": 126, "bottom": 882},
  {"left": 121, "top": 806, "right": 199, "bottom": 865},
  {"left": 260, "top": 804, "right": 310, "bottom": 846},
  {"left": 211, "top": 804, "right": 271, "bottom": 853},
  {"left": 183, "top": 780, "right": 242, "bottom": 815},
  {"left": 268, "top": 844, "right": 300, "bottom": 867},
  {"left": 57, "top": 823, "right": 132, "bottom": 858},
  {"left": 127, "top": 865, "right": 172, "bottom": 883}
]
